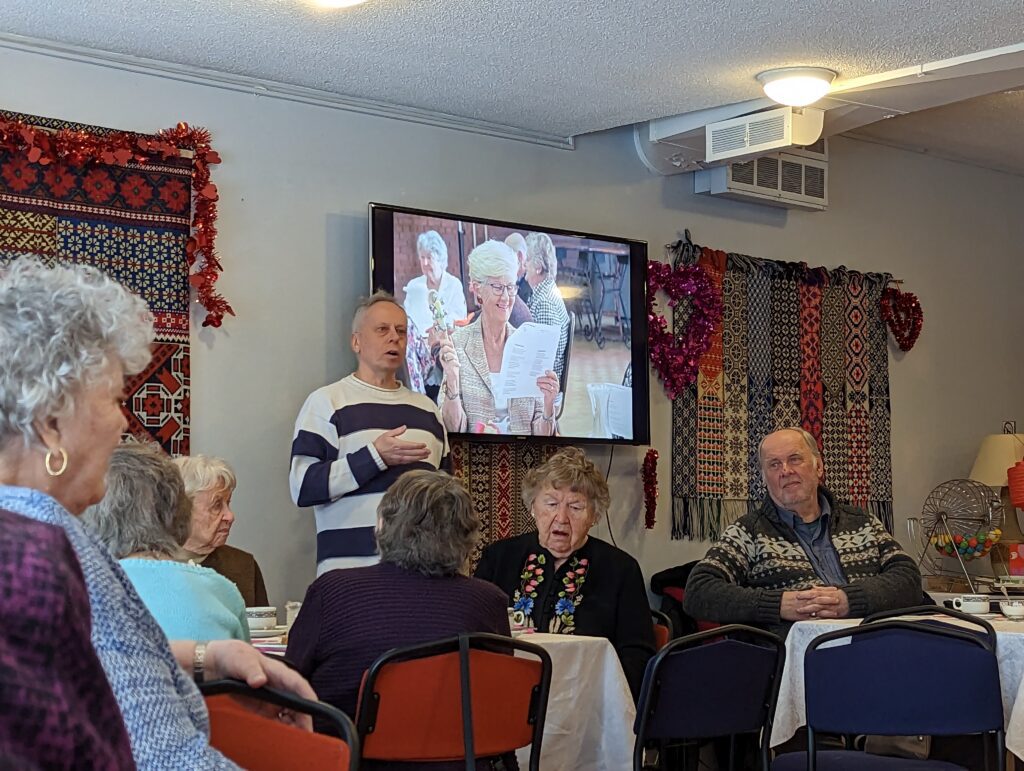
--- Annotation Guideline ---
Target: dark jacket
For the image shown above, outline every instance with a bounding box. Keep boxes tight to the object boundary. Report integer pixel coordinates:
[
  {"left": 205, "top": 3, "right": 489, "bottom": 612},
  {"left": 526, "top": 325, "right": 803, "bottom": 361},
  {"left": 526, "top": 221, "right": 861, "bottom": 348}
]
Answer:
[
  {"left": 475, "top": 532, "right": 655, "bottom": 700},
  {"left": 202, "top": 543, "right": 269, "bottom": 607},
  {"left": 682, "top": 487, "right": 922, "bottom": 638}
]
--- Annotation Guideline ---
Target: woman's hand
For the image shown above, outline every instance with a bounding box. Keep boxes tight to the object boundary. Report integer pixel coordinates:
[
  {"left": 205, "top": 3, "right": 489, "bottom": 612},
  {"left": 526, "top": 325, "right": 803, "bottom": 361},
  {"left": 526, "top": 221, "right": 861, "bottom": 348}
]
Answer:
[
  {"left": 203, "top": 640, "right": 316, "bottom": 730},
  {"left": 536, "top": 369, "right": 559, "bottom": 416},
  {"left": 438, "top": 334, "right": 461, "bottom": 395}
]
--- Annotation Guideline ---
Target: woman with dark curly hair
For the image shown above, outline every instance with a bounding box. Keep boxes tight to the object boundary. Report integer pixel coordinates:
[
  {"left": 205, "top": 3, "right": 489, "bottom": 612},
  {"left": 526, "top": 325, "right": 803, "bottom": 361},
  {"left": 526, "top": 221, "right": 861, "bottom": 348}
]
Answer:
[{"left": 475, "top": 448, "right": 655, "bottom": 699}]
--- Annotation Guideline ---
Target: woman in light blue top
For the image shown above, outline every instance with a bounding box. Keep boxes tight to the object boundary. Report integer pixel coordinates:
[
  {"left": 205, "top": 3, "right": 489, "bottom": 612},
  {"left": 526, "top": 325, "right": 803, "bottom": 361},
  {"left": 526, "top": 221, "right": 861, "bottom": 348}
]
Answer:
[
  {"left": 83, "top": 441, "right": 250, "bottom": 643},
  {"left": 0, "top": 258, "right": 314, "bottom": 770}
]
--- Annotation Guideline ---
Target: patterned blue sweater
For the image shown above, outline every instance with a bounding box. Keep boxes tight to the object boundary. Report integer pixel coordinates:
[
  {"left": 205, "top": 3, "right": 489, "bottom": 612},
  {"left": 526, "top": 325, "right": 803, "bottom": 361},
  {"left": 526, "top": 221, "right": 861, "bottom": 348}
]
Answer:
[{"left": 0, "top": 486, "right": 237, "bottom": 770}]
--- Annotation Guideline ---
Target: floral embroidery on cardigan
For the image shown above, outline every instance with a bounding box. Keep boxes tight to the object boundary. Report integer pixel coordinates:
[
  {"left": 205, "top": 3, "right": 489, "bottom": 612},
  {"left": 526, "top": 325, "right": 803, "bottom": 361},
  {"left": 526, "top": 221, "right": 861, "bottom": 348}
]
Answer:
[{"left": 511, "top": 551, "right": 589, "bottom": 634}]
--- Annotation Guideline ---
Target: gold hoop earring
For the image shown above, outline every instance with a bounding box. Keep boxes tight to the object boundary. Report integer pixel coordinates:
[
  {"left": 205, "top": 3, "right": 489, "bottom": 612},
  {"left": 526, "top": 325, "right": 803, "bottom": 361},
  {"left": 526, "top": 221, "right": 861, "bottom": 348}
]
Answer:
[{"left": 45, "top": 447, "right": 68, "bottom": 477}]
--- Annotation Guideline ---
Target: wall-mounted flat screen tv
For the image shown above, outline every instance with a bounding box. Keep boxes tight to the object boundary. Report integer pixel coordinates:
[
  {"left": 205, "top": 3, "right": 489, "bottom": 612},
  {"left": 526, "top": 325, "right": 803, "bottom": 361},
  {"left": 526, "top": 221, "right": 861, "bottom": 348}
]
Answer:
[{"left": 369, "top": 203, "right": 649, "bottom": 446}]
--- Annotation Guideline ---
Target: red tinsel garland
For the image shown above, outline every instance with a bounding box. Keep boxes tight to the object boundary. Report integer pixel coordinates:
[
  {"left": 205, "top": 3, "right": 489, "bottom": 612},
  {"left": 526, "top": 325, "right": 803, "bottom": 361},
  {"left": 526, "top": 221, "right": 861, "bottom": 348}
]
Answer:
[
  {"left": 642, "top": 448, "right": 659, "bottom": 529},
  {"left": 0, "top": 118, "right": 233, "bottom": 327},
  {"left": 879, "top": 285, "right": 923, "bottom": 352},
  {"left": 646, "top": 259, "right": 722, "bottom": 399}
]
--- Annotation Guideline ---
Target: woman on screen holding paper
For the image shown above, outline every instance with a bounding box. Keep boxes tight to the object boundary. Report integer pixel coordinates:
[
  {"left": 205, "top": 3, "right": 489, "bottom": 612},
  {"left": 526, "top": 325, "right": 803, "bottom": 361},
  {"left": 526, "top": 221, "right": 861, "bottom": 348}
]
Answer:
[{"left": 437, "top": 240, "right": 559, "bottom": 435}]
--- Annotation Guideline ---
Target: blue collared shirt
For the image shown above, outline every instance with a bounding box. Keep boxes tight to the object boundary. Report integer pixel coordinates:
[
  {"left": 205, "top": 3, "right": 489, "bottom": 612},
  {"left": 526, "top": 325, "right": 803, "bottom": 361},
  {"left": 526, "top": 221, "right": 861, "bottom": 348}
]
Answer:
[{"left": 775, "top": 494, "right": 847, "bottom": 586}]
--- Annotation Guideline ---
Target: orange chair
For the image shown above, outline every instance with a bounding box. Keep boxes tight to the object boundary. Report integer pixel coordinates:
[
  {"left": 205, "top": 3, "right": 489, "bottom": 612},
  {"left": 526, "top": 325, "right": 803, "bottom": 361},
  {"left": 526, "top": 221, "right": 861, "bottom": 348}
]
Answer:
[
  {"left": 356, "top": 632, "right": 551, "bottom": 771},
  {"left": 651, "top": 608, "right": 674, "bottom": 651},
  {"left": 201, "top": 678, "right": 358, "bottom": 771}
]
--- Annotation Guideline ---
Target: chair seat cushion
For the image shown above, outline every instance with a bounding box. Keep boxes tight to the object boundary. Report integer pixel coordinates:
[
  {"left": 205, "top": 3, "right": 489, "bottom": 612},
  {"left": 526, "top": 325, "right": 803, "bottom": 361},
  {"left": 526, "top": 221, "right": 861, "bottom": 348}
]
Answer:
[{"left": 772, "top": 750, "right": 966, "bottom": 770}]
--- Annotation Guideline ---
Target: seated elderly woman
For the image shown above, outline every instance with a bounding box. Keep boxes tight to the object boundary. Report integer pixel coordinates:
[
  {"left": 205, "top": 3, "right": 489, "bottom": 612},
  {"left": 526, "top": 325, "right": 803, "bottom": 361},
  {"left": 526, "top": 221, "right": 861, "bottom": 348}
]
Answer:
[
  {"left": 438, "top": 239, "right": 559, "bottom": 435},
  {"left": 286, "top": 470, "right": 510, "bottom": 757},
  {"left": 84, "top": 442, "right": 250, "bottom": 642},
  {"left": 0, "top": 509, "right": 134, "bottom": 768},
  {"left": 523, "top": 232, "right": 570, "bottom": 381},
  {"left": 475, "top": 448, "right": 655, "bottom": 699},
  {"left": 0, "top": 258, "right": 313, "bottom": 768},
  {"left": 174, "top": 454, "right": 269, "bottom": 607}
]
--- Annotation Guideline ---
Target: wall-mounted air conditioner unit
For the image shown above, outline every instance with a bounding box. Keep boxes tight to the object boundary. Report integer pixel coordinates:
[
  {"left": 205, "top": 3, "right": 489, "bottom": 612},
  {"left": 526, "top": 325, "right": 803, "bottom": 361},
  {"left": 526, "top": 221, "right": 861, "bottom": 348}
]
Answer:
[
  {"left": 705, "top": 106, "right": 824, "bottom": 163},
  {"left": 693, "top": 147, "right": 828, "bottom": 210}
]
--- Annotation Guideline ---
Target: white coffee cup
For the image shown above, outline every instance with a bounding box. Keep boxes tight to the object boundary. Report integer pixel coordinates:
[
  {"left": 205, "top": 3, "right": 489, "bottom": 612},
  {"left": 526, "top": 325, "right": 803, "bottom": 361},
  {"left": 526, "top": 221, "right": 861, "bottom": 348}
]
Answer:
[
  {"left": 285, "top": 601, "right": 302, "bottom": 628},
  {"left": 1000, "top": 600, "right": 1024, "bottom": 619},
  {"left": 952, "top": 595, "right": 989, "bottom": 614},
  {"left": 246, "top": 606, "right": 278, "bottom": 630}
]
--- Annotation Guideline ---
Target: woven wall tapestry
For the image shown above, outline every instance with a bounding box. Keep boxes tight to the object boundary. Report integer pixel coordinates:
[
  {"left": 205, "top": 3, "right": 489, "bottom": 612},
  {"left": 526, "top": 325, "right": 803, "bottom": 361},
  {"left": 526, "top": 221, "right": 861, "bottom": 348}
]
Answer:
[
  {"left": 670, "top": 236, "right": 893, "bottom": 541},
  {"left": 451, "top": 441, "right": 558, "bottom": 567},
  {"left": 0, "top": 111, "right": 223, "bottom": 456}
]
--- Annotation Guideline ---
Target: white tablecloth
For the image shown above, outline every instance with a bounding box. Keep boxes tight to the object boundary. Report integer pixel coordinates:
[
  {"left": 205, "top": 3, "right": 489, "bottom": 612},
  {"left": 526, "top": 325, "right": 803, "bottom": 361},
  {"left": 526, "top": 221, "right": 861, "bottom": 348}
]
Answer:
[
  {"left": 514, "top": 633, "right": 635, "bottom": 771},
  {"left": 771, "top": 616, "right": 1024, "bottom": 759}
]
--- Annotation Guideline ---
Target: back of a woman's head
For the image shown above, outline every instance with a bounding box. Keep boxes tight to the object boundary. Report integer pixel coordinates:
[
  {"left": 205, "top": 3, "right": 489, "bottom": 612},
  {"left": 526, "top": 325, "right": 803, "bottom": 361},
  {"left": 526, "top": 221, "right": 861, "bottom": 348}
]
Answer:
[
  {"left": 376, "top": 470, "right": 480, "bottom": 576},
  {"left": 82, "top": 440, "right": 190, "bottom": 559},
  {"left": 0, "top": 258, "right": 153, "bottom": 448}
]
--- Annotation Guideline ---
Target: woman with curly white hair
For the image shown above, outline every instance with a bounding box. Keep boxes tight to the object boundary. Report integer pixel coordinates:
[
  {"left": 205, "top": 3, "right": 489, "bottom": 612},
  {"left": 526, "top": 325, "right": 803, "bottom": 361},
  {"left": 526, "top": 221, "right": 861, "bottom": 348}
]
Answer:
[
  {"left": 0, "top": 258, "right": 314, "bottom": 769},
  {"left": 437, "top": 240, "right": 559, "bottom": 435}
]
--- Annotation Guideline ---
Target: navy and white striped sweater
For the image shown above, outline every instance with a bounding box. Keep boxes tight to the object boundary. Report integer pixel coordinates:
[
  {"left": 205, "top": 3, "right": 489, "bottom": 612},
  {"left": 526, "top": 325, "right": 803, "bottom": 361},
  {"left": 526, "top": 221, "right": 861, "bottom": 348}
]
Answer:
[{"left": 289, "top": 374, "right": 448, "bottom": 575}]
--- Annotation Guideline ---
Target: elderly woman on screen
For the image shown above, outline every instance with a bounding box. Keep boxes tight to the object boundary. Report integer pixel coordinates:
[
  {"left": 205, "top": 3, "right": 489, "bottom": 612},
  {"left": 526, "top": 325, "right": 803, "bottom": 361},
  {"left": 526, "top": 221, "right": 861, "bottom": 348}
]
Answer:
[
  {"left": 0, "top": 258, "right": 313, "bottom": 769},
  {"left": 84, "top": 442, "right": 250, "bottom": 642},
  {"left": 524, "top": 232, "right": 570, "bottom": 381},
  {"left": 475, "top": 448, "right": 655, "bottom": 699},
  {"left": 287, "top": 469, "right": 512, "bottom": 768},
  {"left": 438, "top": 240, "right": 559, "bottom": 435},
  {"left": 175, "top": 454, "right": 269, "bottom": 607}
]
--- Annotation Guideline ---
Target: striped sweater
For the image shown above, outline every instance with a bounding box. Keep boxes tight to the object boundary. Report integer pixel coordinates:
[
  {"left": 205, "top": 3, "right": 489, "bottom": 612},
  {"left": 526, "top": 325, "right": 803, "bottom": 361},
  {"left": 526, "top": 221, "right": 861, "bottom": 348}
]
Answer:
[
  {"left": 683, "top": 486, "right": 922, "bottom": 637},
  {"left": 289, "top": 374, "right": 448, "bottom": 575}
]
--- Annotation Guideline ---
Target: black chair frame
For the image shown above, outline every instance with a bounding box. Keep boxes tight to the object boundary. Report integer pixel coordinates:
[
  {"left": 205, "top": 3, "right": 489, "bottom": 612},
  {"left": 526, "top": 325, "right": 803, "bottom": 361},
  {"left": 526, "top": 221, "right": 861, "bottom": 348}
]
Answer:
[
  {"left": 356, "top": 632, "right": 552, "bottom": 771},
  {"left": 634, "top": 624, "right": 785, "bottom": 771},
  {"left": 199, "top": 678, "right": 360, "bottom": 771},
  {"left": 650, "top": 608, "right": 674, "bottom": 639}
]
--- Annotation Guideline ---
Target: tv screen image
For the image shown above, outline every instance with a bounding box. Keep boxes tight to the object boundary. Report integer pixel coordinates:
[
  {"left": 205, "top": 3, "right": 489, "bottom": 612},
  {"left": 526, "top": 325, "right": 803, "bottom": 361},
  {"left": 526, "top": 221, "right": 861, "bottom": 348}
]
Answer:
[{"left": 369, "top": 203, "right": 650, "bottom": 445}]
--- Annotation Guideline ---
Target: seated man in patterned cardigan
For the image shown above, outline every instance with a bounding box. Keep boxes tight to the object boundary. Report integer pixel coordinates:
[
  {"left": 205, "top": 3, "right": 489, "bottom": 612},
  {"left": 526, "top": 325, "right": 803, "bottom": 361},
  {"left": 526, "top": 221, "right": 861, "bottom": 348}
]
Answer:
[{"left": 683, "top": 427, "right": 922, "bottom": 637}]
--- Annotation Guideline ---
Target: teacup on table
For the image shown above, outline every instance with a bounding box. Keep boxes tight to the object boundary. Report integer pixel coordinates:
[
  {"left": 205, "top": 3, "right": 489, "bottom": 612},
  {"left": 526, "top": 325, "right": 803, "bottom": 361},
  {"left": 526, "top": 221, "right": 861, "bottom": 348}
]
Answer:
[
  {"left": 952, "top": 595, "right": 989, "bottom": 614},
  {"left": 246, "top": 606, "right": 278, "bottom": 630},
  {"left": 1001, "top": 600, "right": 1024, "bottom": 620}
]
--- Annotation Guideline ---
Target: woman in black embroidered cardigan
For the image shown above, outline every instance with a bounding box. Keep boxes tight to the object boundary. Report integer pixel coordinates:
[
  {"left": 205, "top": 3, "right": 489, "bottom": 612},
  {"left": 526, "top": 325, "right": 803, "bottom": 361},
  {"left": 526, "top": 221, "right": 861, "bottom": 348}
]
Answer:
[{"left": 475, "top": 448, "right": 655, "bottom": 700}]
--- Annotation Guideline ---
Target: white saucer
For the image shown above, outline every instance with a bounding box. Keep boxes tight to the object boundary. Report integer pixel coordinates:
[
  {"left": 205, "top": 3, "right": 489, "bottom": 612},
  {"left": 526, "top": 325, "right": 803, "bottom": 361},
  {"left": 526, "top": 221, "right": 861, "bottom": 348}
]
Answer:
[{"left": 249, "top": 626, "right": 288, "bottom": 639}]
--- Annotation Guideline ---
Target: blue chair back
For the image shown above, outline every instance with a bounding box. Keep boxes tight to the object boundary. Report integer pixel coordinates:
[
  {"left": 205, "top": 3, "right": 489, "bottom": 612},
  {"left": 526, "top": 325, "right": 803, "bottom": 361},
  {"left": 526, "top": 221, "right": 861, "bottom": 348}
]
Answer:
[
  {"left": 634, "top": 624, "right": 784, "bottom": 770},
  {"left": 805, "top": 619, "right": 1003, "bottom": 737}
]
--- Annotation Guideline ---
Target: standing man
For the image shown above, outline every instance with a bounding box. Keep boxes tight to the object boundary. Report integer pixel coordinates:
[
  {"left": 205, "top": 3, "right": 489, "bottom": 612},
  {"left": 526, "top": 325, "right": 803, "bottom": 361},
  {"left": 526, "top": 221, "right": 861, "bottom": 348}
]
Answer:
[
  {"left": 683, "top": 427, "right": 921, "bottom": 636},
  {"left": 290, "top": 292, "right": 448, "bottom": 575}
]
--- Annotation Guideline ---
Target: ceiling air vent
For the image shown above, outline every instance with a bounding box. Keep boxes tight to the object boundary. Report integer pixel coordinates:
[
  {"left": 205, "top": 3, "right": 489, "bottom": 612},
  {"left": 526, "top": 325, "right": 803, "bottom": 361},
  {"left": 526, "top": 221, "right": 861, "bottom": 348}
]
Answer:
[
  {"left": 693, "top": 150, "right": 828, "bottom": 211},
  {"left": 705, "top": 106, "right": 824, "bottom": 163}
]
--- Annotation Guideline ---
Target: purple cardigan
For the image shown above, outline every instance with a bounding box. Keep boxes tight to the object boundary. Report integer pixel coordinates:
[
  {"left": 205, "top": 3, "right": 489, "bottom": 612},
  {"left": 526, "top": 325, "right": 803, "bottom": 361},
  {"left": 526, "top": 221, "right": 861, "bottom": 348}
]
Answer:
[
  {"left": 0, "top": 507, "right": 135, "bottom": 769},
  {"left": 286, "top": 561, "right": 512, "bottom": 770}
]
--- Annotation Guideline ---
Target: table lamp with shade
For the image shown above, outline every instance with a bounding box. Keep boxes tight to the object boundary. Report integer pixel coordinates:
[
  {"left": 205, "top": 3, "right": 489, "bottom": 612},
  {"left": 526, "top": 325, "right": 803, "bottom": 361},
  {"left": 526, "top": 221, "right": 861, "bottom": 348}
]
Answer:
[{"left": 969, "top": 433, "right": 1024, "bottom": 577}]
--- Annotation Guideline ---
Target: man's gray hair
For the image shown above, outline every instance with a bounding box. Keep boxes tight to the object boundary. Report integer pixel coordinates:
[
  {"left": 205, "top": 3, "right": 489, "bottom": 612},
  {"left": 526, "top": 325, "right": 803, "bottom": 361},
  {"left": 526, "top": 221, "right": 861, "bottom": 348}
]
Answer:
[
  {"left": 757, "top": 427, "right": 823, "bottom": 465},
  {"left": 504, "top": 232, "right": 527, "bottom": 257},
  {"left": 0, "top": 258, "right": 153, "bottom": 448},
  {"left": 466, "top": 240, "right": 518, "bottom": 285},
  {"left": 525, "top": 232, "right": 558, "bottom": 280},
  {"left": 82, "top": 440, "right": 190, "bottom": 559},
  {"left": 376, "top": 469, "right": 480, "bottom": 576},
  {"left": 351, "top": 290, "right": 404, "bottom": 335},
  {"left": 416, "top": 230, "right": 448, "bottom": 264},
  {"left": 174, "top": 454, "right": 237, "bottom": 498}
]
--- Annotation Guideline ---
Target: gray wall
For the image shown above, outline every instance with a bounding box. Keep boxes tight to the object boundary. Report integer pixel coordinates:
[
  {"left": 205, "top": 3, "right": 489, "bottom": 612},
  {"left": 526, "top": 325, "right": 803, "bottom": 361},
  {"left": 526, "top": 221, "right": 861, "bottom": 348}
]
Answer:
[{"left": 4, "top": 44, "right": 1024, "bottom": 606}]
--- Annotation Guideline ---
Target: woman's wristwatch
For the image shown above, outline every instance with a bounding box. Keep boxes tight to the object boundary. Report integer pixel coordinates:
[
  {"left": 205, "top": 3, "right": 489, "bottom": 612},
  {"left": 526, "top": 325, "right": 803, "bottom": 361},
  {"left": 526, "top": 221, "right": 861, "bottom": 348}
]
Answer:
[{"left": 193, "top": 641, "right": 207, "bottom": 685}]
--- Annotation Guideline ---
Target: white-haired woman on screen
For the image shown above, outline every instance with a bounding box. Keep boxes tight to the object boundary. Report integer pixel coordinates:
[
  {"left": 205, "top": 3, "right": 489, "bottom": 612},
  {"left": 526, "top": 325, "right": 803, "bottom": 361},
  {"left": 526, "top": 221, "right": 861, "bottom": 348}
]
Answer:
[
  {"left": 524, "top": 232, "right": 570, "bottom": 381},
  {"left": 437, "top": 240, "right": 558, "bottom": 435}
]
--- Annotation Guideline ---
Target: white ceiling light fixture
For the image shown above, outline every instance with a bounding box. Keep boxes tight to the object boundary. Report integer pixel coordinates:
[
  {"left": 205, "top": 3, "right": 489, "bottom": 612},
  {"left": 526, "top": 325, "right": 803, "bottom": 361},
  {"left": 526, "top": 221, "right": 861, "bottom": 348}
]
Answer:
[{"left": 756, "top": 67, "right": 837, "bottom": 107}]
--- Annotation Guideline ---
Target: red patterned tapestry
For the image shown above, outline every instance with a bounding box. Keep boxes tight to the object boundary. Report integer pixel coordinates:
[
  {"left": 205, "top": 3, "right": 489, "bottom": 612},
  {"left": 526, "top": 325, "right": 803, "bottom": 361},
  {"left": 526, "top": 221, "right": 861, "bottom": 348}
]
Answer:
[
  {"left": 450, "top": 441, "right": 558, "bottom": 567},
  {"left": 670, "top": 237, "right": 894, "bottom": 540},
  {"left": 0, "top": 111, "right": 193, "bottom": 455}
]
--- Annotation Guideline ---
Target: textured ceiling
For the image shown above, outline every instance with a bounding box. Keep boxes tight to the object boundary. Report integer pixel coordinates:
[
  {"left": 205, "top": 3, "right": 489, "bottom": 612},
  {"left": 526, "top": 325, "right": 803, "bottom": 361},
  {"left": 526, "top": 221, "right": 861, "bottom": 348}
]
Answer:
[
  {"left": 850, "top": 90, "right": 1024, "bottom": 175},
  {"left": 3, "top": 1, "right": 1024, "bottom": 138}
]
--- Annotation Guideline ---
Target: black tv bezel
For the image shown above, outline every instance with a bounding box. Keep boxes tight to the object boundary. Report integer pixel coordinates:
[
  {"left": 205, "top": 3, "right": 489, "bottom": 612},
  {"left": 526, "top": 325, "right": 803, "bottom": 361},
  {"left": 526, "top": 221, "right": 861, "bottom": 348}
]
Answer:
[{"left": 368, "top": 202, "right": 650, "bottom": 447}]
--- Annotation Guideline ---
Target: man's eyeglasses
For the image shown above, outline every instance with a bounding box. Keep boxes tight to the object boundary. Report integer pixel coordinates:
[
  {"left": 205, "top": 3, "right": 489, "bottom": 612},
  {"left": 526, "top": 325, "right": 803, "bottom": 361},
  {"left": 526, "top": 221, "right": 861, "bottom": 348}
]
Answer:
[{"left": 485, "top": 282, "right": 517, "bottom": 297}]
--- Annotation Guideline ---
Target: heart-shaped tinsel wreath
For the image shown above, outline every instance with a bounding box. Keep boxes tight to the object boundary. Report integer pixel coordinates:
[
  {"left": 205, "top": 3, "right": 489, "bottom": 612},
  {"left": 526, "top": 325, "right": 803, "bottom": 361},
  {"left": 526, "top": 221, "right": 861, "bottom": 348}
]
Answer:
[
  {"left": 646, "top": 259, "right": 722, "bottom": 399},
  {"left": 880, "top": 286, "right": 923, "bottom": 352}
]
